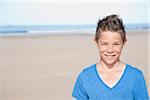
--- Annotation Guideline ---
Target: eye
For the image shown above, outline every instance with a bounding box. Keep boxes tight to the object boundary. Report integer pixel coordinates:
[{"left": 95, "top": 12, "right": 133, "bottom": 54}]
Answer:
[
  {"left": 100, "top": 43, "right": 108, "bottom": 45},
  {"left": 114, "top": 43, "right": 120, "bottom": 45}
]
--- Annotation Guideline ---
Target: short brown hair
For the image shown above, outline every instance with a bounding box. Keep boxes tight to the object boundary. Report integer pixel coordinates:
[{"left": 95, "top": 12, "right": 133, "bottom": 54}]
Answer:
[{"left": 95, "top": 14, "right": 126, "bottom": 43}]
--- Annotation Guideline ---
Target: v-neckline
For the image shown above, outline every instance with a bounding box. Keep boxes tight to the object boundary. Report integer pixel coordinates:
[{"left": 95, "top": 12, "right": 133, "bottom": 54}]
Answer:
[{"left": 94, "top": 63, "right": 128, "bottom": 90}]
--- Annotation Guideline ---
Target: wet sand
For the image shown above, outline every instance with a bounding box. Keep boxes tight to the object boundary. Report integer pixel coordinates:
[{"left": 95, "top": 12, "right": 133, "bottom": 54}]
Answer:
[{"left": 0, "top": 30, "right": 149, "bottom": 100}]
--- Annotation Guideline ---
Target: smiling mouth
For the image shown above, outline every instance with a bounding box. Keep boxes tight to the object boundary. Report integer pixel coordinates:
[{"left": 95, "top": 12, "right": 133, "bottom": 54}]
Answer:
[{"left": 104, "top": 54, "right": 116, "bottom": 57}]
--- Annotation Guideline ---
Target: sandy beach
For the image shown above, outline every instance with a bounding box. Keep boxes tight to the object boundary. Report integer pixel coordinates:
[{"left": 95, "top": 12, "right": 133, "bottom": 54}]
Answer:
[{"left": 0, "top": 30, "right": 149, "bottom": 100}]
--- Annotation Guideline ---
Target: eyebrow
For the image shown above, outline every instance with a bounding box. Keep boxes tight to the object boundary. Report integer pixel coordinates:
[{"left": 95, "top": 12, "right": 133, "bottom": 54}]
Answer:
[
  {"left": 114, "top": 40, "right": 121, "bottom": 43},
  {"left": 99, "top": 40, "right": 121, "bottom": 42}
]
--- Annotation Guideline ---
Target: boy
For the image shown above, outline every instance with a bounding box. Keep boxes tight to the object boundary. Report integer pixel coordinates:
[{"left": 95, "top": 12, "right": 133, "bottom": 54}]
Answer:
[{"left": 72, "top": 14, "right": 149, "bottom": 100}]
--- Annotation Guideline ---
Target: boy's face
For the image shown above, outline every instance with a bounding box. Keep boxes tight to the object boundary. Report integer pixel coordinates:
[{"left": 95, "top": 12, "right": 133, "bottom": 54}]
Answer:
[{"left": 96, "top": 31, "right": 125, "bottom": 65}]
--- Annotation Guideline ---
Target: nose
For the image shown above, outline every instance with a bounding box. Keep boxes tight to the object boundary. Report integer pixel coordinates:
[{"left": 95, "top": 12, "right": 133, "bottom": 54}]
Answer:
[{"left": 107, "top": 45, "right": 113, "bottom": 53}]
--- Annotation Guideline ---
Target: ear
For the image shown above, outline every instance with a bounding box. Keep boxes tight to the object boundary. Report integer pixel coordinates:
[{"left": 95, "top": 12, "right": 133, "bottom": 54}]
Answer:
[
  {"left": 123, "top": 38, "right": 127, "bottom": 46},
  {"left": 93, "top": 38, "right": 98, "bottom": 47}
]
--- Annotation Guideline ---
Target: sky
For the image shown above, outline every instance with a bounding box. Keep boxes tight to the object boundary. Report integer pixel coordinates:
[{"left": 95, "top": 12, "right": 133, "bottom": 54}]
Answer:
[{"left": 0, "top": 0, "right": 149, "bottom": 25}]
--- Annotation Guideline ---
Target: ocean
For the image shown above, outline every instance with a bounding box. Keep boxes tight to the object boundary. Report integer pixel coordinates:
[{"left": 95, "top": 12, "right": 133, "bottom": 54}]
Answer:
[{"left": 0, "top": 24, "right": 149, "bottom": 35}]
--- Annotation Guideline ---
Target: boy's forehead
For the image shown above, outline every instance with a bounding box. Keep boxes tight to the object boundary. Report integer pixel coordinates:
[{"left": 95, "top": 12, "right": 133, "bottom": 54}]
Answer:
[
  {"left": 98, "top": 32, "right": 123, "bottom": 43},
  {"left": 99, "top": 38, "right": 122, "bottom": 42}
]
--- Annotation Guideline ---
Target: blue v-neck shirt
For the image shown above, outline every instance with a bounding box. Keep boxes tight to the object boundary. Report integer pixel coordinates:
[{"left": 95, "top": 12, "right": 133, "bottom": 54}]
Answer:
[{"left": 72, "top": 64, "right": 149, "bottom": 100}]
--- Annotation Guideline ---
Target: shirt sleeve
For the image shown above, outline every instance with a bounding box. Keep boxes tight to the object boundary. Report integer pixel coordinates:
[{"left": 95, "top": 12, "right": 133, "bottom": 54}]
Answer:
[
  {"left": 72, "top": 73, "right": 89, "bottom": 100},
  {"left": 133, "top": 72, "right": 149, "bottom": 100}
]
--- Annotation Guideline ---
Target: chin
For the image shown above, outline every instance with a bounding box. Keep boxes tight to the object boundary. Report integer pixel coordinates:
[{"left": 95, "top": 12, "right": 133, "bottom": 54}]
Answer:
[
  {"left": 106, "top": 61, "right": 117, "bottom": 65},
  {"left": 101, "top": 57, "right": 119, "bottom": 65},
  {"left": 101, "top": 55, "right": 120, "bottom": 65}
]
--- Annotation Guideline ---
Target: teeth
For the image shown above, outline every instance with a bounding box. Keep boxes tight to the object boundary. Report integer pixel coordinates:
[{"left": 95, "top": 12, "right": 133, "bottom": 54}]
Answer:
[{"left": 105, "top": 54, "right": 116, "bottom": 57}]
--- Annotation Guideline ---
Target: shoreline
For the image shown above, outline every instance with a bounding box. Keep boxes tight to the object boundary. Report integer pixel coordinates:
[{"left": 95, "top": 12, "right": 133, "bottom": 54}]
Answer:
[{"left": 0, "top": 29, "right": 149, "bottom": 37}]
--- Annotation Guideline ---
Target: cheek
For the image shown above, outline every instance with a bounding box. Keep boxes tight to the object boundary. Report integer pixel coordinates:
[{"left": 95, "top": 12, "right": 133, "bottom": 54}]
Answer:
[
  {"left": 113, "top": 46, "right": 123, "bottom": 53},
  {"left": 97, "top": 46, "right": 105, "bottom": 52},
  {"left": 97, "top": 46, "right": 123, "bottom": 53}
]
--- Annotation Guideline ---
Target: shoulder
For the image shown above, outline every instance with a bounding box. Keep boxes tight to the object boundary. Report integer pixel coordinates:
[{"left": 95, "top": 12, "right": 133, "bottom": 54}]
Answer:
[
  {"left": 81, "top": 64, "right": 96, "bottom": 75},
  {"left": 77, "top": 64, "right": 96, "bottom": 80},
  {"left": 126, "top": 64, "right": 143, "bottom": 77}
]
